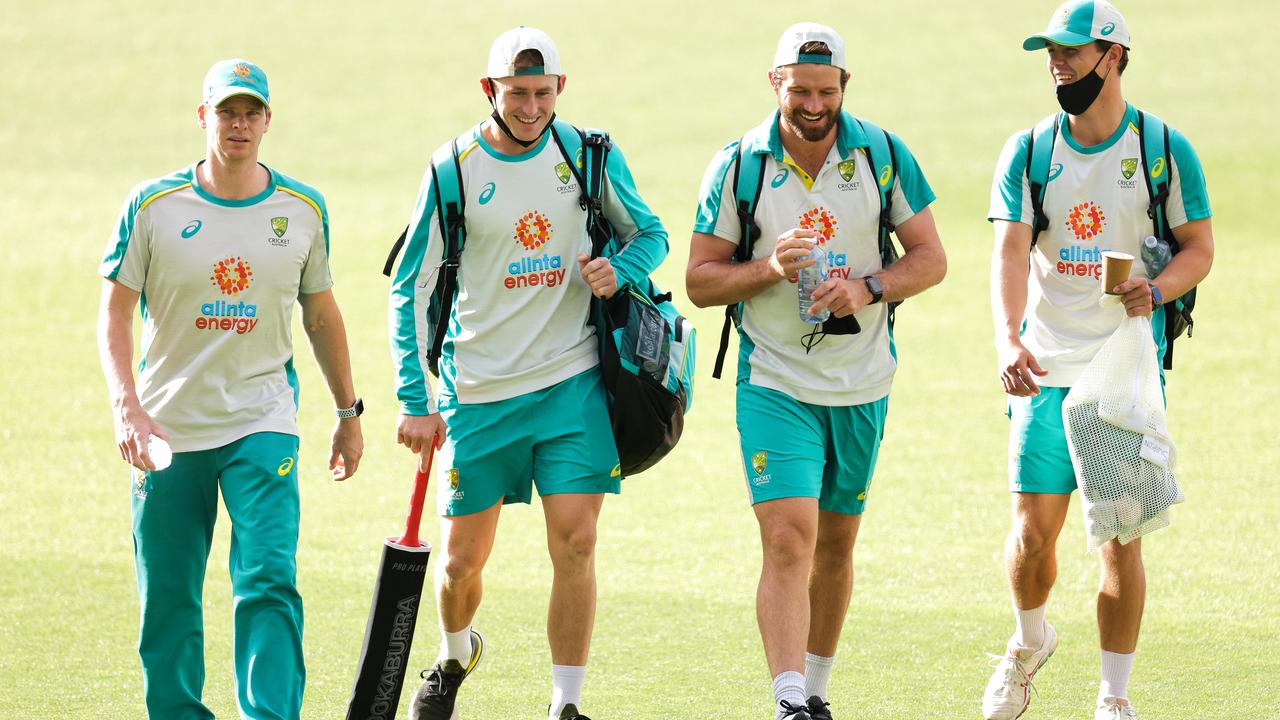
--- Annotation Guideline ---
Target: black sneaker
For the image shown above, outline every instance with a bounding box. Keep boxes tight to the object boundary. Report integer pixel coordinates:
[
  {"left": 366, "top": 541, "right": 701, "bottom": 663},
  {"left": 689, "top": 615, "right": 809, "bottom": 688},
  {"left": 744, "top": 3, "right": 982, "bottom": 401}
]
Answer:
[
  {"left": 806, "top": 696, "right": 833, "bottom": 720},
  {"left": 409, "top": 628, "right": 485, "bottom": 720},
  {"left": 779, "top": 699, "right": 813, "bottom": 720},
  {"left": 553, "top": 703, "right": 593, "bottom": 719}
]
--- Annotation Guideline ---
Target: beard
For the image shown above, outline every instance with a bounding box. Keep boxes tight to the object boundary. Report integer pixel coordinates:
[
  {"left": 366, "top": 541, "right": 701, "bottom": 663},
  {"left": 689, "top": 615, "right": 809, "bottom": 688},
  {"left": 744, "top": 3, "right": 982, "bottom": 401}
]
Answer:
[{"left": 781, "top": 104, "right": 840, "bottom": 142}]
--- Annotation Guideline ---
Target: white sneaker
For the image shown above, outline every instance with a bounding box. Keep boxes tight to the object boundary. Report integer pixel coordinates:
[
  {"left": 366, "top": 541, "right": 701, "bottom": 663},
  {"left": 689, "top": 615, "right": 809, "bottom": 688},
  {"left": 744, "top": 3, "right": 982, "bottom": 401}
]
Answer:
[
  {"left": 981, "top": 621, "right": 1059, "bottom": 720},
  {"left": 1096, "top": 696, "right": 1138, "bottom": 719}
]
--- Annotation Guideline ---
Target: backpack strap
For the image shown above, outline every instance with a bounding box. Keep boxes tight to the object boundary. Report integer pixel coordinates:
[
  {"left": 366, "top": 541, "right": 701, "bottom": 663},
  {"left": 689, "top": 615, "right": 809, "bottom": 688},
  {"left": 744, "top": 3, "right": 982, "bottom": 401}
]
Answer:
[
  {"left": 549, "top": 120, "right": 615, "bottom": 258},
  {"left": 1026, "top": 114, "right": 1060, "bottom": 249},
  {"left": 425, "top": 138, "right": 467, "bottom": 377},
  {"left": 712, "top": 138, "right": 767, "bottom": 380},
  {"left": 856, "top": 118, "right": 903, "bottom": 328},
  {"left": 1137, "top": 109, "right": 1192, "bottom": 369}
]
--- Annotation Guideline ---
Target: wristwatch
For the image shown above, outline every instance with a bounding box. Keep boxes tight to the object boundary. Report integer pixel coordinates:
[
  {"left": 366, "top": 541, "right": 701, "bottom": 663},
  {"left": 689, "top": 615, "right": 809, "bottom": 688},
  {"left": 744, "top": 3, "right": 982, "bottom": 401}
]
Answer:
[
  {"left": 336, "top": 397, "right": 364, "bottom": 419},
  {"left": 1148, "top": 282, "right": 1164, "bottom": 306},
  {"left": 862, "top": 276, "right": 884, "bottom": 305}
]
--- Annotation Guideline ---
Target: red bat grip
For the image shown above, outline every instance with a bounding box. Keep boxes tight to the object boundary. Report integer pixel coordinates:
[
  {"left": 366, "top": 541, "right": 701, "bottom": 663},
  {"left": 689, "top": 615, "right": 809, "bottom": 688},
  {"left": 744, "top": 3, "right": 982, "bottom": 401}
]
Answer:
[{"left": 395, "top": 445, "right": 435, "bottom": 548}]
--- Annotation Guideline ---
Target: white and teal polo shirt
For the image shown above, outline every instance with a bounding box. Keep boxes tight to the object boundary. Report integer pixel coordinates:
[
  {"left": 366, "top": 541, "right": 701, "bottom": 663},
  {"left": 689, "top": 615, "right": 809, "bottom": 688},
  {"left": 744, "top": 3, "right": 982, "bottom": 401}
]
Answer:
[
  {"left": 989, "top": 103, "right": 1211, "bottom": 386},
  {"left": 390, "top": 123, "right": 668, "bottom": 414},
  {"left": 694, "top": 110, "right": 936, "bottom": 406},
  {"left": 99, "top": 162, "right": 333, "bottom": 452}
]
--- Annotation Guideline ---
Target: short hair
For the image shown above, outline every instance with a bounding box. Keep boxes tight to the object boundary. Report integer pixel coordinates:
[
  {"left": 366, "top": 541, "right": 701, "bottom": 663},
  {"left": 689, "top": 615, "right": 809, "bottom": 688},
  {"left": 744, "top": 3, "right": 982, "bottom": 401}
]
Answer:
[
  {"left": 513, "top": 48, "right": 545, "bottom": 71},
  {"left": 1094, "top": 39, "right": 1129, "bottom": 75},
  {"left": 770, "top": 41, "right": 849, "bottom": 90}
]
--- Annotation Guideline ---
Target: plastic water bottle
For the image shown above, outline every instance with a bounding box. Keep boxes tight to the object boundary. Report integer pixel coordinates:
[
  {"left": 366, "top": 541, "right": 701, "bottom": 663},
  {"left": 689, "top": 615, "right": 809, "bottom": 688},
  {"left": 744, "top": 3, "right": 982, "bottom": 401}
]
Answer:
[
  {"left": 797, "top": 245, "right": 830, "bottom": 324},
  {"left": 1140, "top": 235, "right": 1172, "bottom": 277}
]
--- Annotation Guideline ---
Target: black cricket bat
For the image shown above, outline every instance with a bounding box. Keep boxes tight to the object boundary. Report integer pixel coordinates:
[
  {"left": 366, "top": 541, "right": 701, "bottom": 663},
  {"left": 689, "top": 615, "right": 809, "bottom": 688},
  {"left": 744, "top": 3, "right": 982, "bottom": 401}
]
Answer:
[{"left": 345, "top": 449, "right": 435, "bottom": 720}]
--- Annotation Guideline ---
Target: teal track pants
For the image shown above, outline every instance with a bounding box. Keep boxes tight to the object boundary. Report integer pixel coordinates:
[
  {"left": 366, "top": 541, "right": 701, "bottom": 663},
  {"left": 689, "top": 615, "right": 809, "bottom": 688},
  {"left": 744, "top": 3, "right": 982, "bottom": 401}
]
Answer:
[{"left": 131, "top": 432, "right": 304, "bottom": 720}]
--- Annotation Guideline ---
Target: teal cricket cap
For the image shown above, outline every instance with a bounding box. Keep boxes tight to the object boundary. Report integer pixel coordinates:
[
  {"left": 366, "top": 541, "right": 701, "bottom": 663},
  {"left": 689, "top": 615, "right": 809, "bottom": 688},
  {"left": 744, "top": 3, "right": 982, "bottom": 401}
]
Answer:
[
  {"left": 1023, "top": 0, "right": 1130, "bottom": 51},
  {"left": 202, "top": 59, "right": 270, "bottom": 108}
]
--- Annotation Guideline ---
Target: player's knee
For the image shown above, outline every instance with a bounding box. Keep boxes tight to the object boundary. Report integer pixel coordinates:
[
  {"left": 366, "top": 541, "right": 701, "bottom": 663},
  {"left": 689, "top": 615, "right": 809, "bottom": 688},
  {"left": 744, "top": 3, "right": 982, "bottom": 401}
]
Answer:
[
  {"left": 761, "top": 524, "right": 814, "bottom": 567},
  {"left": 550, "top": 525, "right": 597, "bottom": 567},
  {"left": 1011, "top": 522, "right": 1056, "bottom": 560},
  {"left": 439, "top": 549, "right": 486, "bottom": 583}
]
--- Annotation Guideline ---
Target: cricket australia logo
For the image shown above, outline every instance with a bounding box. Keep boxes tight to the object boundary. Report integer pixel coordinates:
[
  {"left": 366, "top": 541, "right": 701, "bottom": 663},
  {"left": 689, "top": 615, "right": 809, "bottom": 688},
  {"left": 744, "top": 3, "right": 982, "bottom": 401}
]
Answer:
[
  {"left": 271, "top": 216, "right": 289, "bottom": 237},
  {"left": 1121, "top": 158, "right": 1137, "bottom": 180},
  {"left": 448, "top": 468, "right": 460, "bottom": 490},
  {"left": 838, "top": 158, "right": 857, "bottom": 182},
  {"left": 554, "top": 162, "right": 572, "bottom": 185},
  {"left": 750, "top": 451, "right": 771, "bottom": 486}
]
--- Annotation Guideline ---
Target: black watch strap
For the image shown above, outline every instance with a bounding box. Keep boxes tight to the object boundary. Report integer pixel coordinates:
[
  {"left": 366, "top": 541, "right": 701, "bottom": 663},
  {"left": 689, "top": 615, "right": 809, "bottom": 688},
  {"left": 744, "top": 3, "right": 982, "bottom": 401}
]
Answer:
[{"left": 863, "top": 276, "right": 884, "bottom": 305}]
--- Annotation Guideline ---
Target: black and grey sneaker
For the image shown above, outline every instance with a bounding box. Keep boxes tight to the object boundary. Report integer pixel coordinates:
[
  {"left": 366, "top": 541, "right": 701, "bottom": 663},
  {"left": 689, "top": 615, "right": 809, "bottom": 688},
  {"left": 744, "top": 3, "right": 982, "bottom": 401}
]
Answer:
[
  {"left": 409, "top": 628, "right": 485, "bottom": 720},
  {"left": 805, "top": 696, "right": 833, "bottom": 720},
  {"left": 778, "top": 699, "right": 813, "bottom": 720},
  {"left": 552, "top": 702, "right": 593, "bottom": 719}
]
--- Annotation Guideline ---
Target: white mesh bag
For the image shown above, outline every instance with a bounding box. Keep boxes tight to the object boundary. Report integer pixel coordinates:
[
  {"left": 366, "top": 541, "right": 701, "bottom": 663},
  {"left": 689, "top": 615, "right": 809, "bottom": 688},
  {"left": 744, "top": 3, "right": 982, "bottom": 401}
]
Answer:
[{"left": 1063, "top": 314, "right": 1184, "bottom": 551}]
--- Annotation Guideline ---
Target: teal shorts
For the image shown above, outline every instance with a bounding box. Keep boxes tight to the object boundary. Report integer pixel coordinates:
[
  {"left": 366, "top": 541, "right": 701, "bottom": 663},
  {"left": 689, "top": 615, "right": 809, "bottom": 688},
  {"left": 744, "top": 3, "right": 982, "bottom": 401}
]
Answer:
[
  {"left": 1007, "top": 387, "right": 1076, "bottom": 494},
  {"left": 735, "top": 382, "right": 889, "bottom": 515},
  {"left": 1008, "top": 379, "right": 1167, "bottom": 495},
  {"left": 436, "top": 369, "right": 621, "bottom": 516}
]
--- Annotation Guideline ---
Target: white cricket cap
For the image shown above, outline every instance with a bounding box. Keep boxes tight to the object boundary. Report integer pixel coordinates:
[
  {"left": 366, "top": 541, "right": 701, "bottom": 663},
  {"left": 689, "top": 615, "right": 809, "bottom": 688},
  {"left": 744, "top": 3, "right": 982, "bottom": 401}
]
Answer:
[
  {"left": 773, "top": 22, "right": 847, "bottom": 71},
  {"left": 486, "top": 26, "right": 563, "bottom": 78}
]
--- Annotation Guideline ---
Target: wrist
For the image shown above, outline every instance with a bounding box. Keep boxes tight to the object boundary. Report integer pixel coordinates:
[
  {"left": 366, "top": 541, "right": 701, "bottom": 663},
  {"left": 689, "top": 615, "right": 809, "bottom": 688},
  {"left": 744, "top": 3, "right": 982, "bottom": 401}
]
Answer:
[
  {"left": 336, "top": 397, "right": 363, "bottom": 420},
  {"left": 1148, "top": 281, "right": 1164, "bottom": 306}
]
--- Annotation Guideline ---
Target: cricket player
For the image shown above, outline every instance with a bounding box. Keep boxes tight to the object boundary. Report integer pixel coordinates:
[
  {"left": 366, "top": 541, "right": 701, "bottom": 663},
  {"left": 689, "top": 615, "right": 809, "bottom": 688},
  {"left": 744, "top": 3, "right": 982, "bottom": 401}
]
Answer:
[
  {"left": 388, "top": 27, "right": 667, "bottom": 720},
  {"left": 686, "top": 24, "right": 946, "bottom": 720},
  {"left": 97, "top": 59, "right": 364, "bottom": 719},
  {"left": 983, "top": 2, "right": 1213, "bottom": 718}
]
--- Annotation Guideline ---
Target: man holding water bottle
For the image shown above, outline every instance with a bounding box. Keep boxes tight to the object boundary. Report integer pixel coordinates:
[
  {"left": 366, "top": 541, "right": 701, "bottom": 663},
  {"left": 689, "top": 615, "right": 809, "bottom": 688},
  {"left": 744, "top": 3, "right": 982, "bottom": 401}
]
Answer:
[
  {"left": 984, "top": 2, "right": 1214, "bottom": 718},
  {"left": 96, "top": 59, "right": 363, "bottom": 719},
  {"left": 686, "top": 23, "right": 944, "bottom": 720}
]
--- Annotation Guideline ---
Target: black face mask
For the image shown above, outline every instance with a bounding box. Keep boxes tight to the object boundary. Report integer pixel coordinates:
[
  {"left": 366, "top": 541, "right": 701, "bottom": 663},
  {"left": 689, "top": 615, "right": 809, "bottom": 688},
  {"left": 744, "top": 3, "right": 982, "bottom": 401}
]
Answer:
[
  {"left": 1055, "top": 51, "right": 1109, "bottom": 116},
  {"left": 487, "top": 79, "right": 554, "bottom": 148}
]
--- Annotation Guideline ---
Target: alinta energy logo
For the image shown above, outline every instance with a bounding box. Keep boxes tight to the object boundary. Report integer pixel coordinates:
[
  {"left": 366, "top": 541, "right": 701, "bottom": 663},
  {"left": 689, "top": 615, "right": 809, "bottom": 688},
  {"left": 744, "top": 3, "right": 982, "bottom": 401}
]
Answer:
[
  {"left": 233, "top": 63, "right": 251, "bottom": 77},
  {"left": 795, "top": 206, "right": 850, "bottom": 280},
  {"left": 1056, "top": 201, "right": 1111, "bottom": 281},
  {"left": 1066, "top": 200, "right": 1106, "bottom": 241},
  {"left": 506, "top": 210, "right": 565, "bottom": 289},
  {"left": 199, "top": 256, "right": 259, "bottom": 334}
]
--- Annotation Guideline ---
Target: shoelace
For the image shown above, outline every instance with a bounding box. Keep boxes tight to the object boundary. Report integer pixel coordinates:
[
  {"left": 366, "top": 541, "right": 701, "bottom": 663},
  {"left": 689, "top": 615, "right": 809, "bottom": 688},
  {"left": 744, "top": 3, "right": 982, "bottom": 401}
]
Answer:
[
  {"left": 779, "top": 699, "right": 809, "bottom": 718},
  {"left": 419, "top": 665, "right": 455, "bottom": 696},
  {"left": 986, "top": 652, "right": 1039, "bottom": 700}
]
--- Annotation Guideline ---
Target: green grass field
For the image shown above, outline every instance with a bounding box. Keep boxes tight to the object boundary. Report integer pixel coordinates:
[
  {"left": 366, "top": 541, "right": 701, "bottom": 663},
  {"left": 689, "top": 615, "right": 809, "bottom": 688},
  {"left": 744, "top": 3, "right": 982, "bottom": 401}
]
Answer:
[{"left": 2, "top": 0, "right": 1277, "bottom": 717}]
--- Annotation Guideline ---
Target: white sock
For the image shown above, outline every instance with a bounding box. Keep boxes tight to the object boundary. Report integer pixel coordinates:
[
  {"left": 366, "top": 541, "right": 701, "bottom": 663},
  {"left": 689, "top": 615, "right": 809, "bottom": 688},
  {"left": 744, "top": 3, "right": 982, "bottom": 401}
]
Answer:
[
  {"left": 804, "top": 653, "right": 835, "bottom": 701},
  {"left": 440, "top": 625, "right": 472, "bottom": 663},
  {"left": 549, "top": 664, "right": 587, "bottom": 718},
  {"left": 772, "top": 670, "right": 806, "bottom": 719},
  {"left": 1099, "top": 650, "right": 1135, "bottom": 700},
  {"left": 1013, "top": 603, "right": 1046, "bottom": 649}
]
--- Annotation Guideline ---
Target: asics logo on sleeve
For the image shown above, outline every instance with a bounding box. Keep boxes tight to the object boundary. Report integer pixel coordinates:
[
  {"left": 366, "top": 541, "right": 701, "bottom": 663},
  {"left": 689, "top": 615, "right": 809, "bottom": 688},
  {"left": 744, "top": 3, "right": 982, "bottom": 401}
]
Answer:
[
  {"left": 479, "top": 182, "right": 497, "bottom": 205},
  {"left": 181, "top": 220, "right": 203, "bottom": 238}
]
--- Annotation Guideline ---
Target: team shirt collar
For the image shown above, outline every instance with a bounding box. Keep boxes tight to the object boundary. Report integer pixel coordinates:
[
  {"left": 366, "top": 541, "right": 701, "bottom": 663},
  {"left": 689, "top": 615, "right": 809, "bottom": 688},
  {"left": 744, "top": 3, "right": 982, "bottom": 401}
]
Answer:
[{"left": 189, "top": 161, "right": 278, "bottom": 207}]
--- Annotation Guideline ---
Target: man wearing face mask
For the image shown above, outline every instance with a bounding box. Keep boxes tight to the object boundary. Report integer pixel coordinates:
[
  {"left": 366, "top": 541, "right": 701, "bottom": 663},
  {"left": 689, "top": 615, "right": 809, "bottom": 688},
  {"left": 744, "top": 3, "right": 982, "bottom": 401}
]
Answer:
[
  {"left": 983, "top": 3, "right": 1213, "bottom": 719},
  {"left": 389, "top": 26, "right": 667, "bottom": 720},
  {"left": 688, "top": 23, "right": 945, "bottom": 720}
]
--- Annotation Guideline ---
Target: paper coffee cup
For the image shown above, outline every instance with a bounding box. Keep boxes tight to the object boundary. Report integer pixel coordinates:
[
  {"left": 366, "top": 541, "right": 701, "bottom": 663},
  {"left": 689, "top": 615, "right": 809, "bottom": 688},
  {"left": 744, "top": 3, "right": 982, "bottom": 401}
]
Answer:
[{"left": 1101, "top": 251, "right": 1134, "bottom": 295}]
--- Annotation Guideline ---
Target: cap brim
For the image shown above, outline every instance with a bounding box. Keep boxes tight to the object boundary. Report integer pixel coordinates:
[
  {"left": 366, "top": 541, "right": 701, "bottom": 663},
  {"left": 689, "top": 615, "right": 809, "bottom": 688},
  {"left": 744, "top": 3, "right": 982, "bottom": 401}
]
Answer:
[
  {"left": 206, "top": 87, "right": 270, "bottom": 108},
  {"left": 1022, "top": 30, "right": 1096, "bottom": 50}
]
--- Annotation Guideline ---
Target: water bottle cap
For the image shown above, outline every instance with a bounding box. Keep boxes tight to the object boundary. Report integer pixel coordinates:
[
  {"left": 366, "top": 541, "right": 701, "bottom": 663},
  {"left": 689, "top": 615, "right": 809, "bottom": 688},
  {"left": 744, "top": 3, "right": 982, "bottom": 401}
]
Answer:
[{"left": 1143, "top": 235, "right": 1158, "bottom": 247}]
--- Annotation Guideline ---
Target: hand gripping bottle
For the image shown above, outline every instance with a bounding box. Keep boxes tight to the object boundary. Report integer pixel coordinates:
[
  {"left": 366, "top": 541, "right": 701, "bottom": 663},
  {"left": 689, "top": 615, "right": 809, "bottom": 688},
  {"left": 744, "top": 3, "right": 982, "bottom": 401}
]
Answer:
[{"left": 797, "top": 245, "right": 830, "bottom": 324}]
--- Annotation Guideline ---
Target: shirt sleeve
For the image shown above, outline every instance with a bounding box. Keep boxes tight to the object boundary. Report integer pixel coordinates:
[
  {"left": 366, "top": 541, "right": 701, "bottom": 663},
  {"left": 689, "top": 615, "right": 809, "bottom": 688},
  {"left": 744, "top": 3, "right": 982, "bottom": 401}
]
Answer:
[
  {"left": 600, "top": 139, "right": 669, "bottom": 290},
  {"left": 98, "top": 183, "right": 152, "bottom": 291},
  {"left": 692, "top": 141, "right": 741, "bottom": 244},
  {"left": 1164, "top": 128, "right": 1212, "bottom": 228},
  {"left": 299, "top": 193, "right": 334, "bottom": 294},
  {"left": 388, "top": 164, "right": 445, "bottom": 416},
  {"left": 988, "top": 130, "right": 1033, "bottom": 225},
  {"left": 886, "top": 132, "right": 937, "bottom": 227}
]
